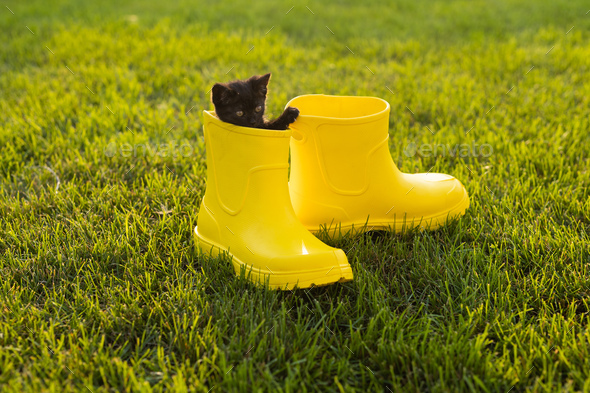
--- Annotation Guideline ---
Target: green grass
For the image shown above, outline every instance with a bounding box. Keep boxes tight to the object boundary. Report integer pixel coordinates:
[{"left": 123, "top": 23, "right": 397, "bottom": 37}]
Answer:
[{"left": 1, "top": 0, "right": 590, "bottom": 391}]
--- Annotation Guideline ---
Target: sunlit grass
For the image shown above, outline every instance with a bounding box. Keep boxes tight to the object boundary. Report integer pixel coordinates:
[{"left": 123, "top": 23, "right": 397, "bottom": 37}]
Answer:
[{"left": 1, "top": 0, "right": 589, "bottom": 391}]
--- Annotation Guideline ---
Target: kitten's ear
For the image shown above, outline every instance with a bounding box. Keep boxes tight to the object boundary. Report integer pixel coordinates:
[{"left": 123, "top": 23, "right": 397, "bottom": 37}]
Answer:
[
  {"left": 253, "top": 73, "right": 271, "bottom": 95},
  {"left": 211, "top": 83, "right": 236, "bottom": 106}
]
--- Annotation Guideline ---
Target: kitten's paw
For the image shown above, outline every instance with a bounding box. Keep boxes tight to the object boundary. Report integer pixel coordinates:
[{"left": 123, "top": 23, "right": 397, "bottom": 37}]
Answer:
[{"left": 285, "top": 107, "right": 300, "bottom": 123}]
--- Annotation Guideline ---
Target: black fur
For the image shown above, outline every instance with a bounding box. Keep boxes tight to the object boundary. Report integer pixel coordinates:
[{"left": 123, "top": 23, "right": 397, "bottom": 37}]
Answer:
[{"left": 211, "top": 73, "right": 299, "bottom": 130}]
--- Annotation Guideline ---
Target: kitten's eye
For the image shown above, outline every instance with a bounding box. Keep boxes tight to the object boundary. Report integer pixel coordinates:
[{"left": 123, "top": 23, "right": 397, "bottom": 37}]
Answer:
[
  {"left": 255, "top": 106, "right": 262, "bottom": 113},
  {"left": 236, "top": 111, "right": 244, "bottom": 117}
]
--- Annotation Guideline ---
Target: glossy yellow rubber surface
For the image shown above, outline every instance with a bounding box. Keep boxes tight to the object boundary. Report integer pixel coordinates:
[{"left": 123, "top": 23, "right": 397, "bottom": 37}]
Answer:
[
  {"left": 287, "top": 95, "right": 470, "bottom": 236},
  {"left": 194, "top": 110, "right": 353, "bottom": 290}
]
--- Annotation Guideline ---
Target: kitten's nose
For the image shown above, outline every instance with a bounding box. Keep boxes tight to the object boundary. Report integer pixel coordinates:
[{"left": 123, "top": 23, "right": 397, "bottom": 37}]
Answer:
[{"left": 249, "top": 118, "right": 257, "bottom": 125}]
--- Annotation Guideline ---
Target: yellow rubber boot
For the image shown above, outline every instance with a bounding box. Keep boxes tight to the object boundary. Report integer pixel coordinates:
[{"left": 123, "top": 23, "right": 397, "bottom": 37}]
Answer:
[
  {"left": 194, "top": 111, "right": 353, "bottom": 290},
  {"left": 287, "top": 95, "right": 470, "bottom": 236}
]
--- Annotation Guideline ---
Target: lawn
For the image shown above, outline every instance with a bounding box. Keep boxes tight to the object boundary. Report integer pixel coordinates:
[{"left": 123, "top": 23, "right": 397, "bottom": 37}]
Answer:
[{"left": 1, "top": 0, "right": 589, "bottom": 391}]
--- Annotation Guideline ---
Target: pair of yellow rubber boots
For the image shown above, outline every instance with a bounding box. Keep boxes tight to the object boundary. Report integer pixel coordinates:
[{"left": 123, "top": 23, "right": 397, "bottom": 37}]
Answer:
[{"left": 194, "top": 95, "right": 470, "bottom": 290}]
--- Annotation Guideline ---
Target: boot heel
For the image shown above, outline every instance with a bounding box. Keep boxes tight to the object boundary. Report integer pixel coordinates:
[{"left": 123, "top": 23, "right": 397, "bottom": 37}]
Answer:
[{"left": 194, "top": 226, "right": 222, "bottom": 258}]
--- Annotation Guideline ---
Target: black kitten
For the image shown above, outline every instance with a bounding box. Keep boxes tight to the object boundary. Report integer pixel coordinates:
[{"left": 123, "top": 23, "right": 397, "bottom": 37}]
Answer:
[{"left": 211, "top": 73, "right": 299, "bottom": 130}]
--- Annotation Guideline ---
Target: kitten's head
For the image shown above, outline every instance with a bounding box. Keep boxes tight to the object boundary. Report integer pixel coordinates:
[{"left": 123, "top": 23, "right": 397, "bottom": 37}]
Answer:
[{"left": 211, "top": 73, "right": 271, "bottom": 128}]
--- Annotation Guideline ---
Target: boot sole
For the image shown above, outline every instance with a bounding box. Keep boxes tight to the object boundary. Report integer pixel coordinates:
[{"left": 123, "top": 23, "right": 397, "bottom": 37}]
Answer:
[
  {"left": 308, "top": 189, "right": 470, "bottom": 237},
  {"left": 194, "top": 227, "right": 353, "bottom": 290}
]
